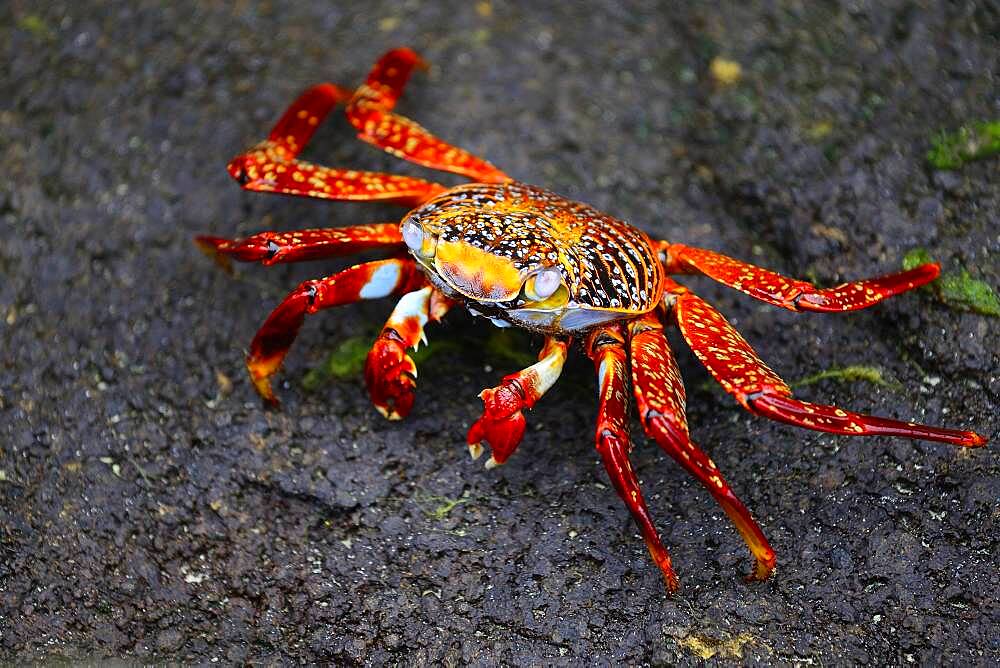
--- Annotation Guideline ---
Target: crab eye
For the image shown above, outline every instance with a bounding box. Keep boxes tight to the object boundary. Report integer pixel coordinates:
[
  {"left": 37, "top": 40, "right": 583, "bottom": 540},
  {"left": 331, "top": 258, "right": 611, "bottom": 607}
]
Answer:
[
  {"left": 524, "top": 267, "right": 563, "bottom": 301},
  {"left": 401, "top": 219, "right": 424, "bottom": 251},
  {"left": 401, "top": 218, "right": 437, "bottom": 257}
]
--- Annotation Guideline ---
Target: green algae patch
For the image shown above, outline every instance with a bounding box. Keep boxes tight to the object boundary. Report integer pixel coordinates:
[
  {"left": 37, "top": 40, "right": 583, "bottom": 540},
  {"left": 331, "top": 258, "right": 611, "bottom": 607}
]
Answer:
[
  {"left": 484, "top": 329, "right": 537, "bottom": 368},
  {"left": 792, "top": 365, "right": 900, "bottom": 391},
  {"left": 17, "top": 14, "right": 54, "bottom": 41},
  {"left": 927, "top": 121, "right": 1000, "bottom": 169},
  {"left": 903, "top": 248, "right": 1000, "bottom": 317},
  {"left": 414, "top": 492, "right": 469, "bottom": 521},
  {"left": 936, "top": 270, "right": 1000, "bottom": 317},
  {"left": 902, "top": 248, "right": 934, "bottom": 272},
  {"left": 303, "top": 335, "right": 463, "bottom": 391},
  {"left": 303, "top": 336, "right": 373, "bottom": 390}
]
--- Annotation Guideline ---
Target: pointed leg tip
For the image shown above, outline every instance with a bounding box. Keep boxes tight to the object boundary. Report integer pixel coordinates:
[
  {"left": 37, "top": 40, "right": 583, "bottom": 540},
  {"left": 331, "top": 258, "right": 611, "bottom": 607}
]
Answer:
[
  {"left": 248, "top": 358, "right": 282, "bottom": 405},
  {"left": 258, "top": 388, "right": 280, "bottom": 408},
  {"left": 250, "top": 377, "right": 278, "bottom": 406},
  {"left": 484, "top": 455, "right": 501, "bottom": 470},
  {"left": 194, "top": 235, "right": 222, "bottom": 251},
  {"left": 468, "top": 442, "right": 484, "bottom": 460},
  {"left": 965, "top": 431, "right": 988, "bottom": 447},
  {"left": 745, "top": 555, "right": 777, "bottom": 583},
  {"left": 194, "top": 236, "right": 234, "bottom": 273},
  {"left": 644, "top": 542, "right": 679, "bottom": 593}
]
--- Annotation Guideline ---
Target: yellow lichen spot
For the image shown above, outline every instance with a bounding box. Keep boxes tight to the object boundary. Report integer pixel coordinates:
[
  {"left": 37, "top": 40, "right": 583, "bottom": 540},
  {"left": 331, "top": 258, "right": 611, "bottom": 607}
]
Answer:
[
  {"left": 806, "top": 120, "right": 834, "bottom": 141},
  {"left": 679, "top": 632, "right": 757, "bottom": 660},
  {"left": 710, "top": 57, "right": 742, "bottom": 86},
  {"left": 379, "top": 16, "right": 401, "bottom": 31}
]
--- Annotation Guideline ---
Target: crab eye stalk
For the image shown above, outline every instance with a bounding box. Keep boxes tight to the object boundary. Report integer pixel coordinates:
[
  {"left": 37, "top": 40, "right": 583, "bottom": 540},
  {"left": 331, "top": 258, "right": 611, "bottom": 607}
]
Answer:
[
  {"left": 402, "top": 219, "right": 437, "bottom": 257},
  {"left": 402, "top": 219, "right": 424, "bottom": 250},
  {"left": 530, "top": 267, "right": 562, "bottom": 299},
  {"left": 523, "top": 267, "right": 568, "bottom": 308}
]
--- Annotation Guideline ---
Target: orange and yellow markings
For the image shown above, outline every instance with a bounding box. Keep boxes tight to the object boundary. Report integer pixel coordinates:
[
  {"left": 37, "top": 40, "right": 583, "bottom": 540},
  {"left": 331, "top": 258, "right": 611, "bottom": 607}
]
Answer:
[{"left": 227, "top": 139, "right": 445, "bottom": 206}]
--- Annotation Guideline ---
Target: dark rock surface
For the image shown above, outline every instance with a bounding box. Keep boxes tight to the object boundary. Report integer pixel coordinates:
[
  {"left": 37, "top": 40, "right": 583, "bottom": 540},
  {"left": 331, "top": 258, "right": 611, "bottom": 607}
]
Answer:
[{"left": 2, "top": 2, "right": 997, "bottom": 664}]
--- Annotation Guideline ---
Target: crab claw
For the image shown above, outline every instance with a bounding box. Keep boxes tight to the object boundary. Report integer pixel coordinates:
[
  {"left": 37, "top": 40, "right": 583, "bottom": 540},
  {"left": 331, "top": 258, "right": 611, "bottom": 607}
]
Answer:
[
  {"left": 467, "top": 337, "right": 570, "bottom": 467},
  {"left": 364, "top": 330, "right": 418, "bottom": 420},
  {"left": 466, "top": 378, "right": 530, "bottom": 467}
]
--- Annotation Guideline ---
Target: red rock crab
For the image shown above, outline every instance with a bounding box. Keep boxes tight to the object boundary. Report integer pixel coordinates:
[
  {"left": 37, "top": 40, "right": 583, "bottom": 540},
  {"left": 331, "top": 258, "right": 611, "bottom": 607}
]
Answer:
[{"left": 198, "top": 48, "right": 987, "bottom": 591}]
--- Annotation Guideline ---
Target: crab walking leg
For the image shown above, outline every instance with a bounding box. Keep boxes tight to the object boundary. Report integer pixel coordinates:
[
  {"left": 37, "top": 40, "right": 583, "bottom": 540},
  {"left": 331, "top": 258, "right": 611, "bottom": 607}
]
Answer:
[
  {"left": 227, "top": 142, "right": 446, "bottom": 206},
  {"left": 365, "top": 287, "right": 455, "bottom": 420},
  {"left": 664, "top": 278, "right": 987, "bottom": 447},
  {"left": 227, "top": 81, "right": 446, "bottom": 205},
  {"left": 627, "top": 312, "right": 776, "bottom": 582},
  {"left": 586, "top": 324, "right": 679, "bottom": 592},
  {"left": 346, "top": 48, "right": 510, "bottom": 183},
  {"left": 266, "top": 82, "right": 352, "bottom": 156},
  {"left": 466, "top": 336, "right": 570, "bottom": 468},
  {"left": 196, "top": 224, "right": 404, "bottom": 272},
  {"left": 247, "top": 257, "right": 426, "bottom": 404},
  {"left": 661, "top": 243, "right": 941, "bottom": 313}
]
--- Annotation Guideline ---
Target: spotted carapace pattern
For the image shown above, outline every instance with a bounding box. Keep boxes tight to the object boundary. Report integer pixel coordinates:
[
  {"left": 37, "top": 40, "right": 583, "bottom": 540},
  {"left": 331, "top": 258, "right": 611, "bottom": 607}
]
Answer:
[
  {"left": 406, "top": 182, "right": 663, "bottom": 332},
  {"left": 199, "top": 48, "right": 988, "bottom": 593}
]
